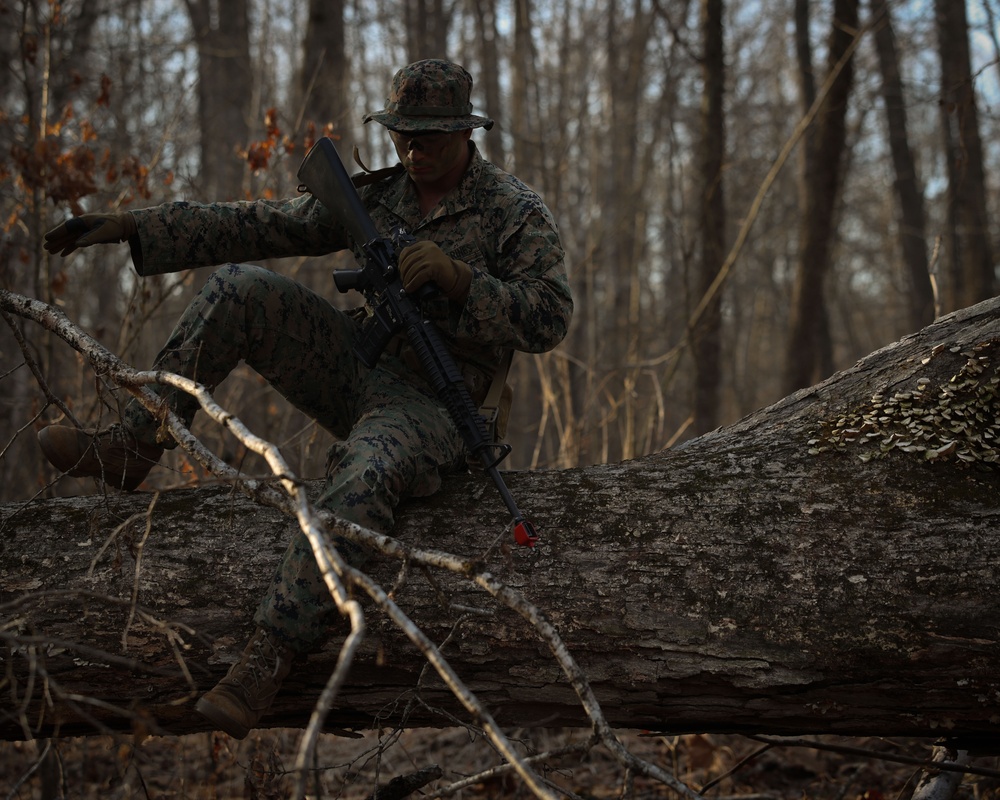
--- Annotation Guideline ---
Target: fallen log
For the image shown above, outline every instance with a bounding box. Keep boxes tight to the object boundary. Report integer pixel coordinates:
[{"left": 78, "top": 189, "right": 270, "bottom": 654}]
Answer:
[{"left": 1, "top": 298, "right": 998, "bottom": 744}]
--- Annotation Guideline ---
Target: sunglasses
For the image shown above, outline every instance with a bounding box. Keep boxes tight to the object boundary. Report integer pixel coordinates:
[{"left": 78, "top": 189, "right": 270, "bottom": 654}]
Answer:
[{"left": 389, "top": 129, "right": 455, "bottom": 153}]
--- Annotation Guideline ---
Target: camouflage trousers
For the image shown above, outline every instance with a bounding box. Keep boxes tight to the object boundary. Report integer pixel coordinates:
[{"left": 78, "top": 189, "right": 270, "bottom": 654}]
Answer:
[{"left": 123, "top": 263, "right": 466, "bottom": 652}]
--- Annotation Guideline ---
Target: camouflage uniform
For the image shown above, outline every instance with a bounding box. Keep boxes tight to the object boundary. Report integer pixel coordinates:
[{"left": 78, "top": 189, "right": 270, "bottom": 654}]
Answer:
[{"left": 122, "top": 142, "right": 572, "bottom": 651}]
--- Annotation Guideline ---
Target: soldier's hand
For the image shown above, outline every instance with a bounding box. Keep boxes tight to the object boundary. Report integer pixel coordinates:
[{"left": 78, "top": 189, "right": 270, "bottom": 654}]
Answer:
[
  {"left": 44, "top": 212, "right": 138, "bottom": 257},
  {"left": 398, "top": 240, "right": 472, "bottom": 303}
]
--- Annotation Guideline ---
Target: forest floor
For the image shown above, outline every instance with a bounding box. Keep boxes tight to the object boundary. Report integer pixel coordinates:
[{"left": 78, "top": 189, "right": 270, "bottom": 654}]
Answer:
[{"left": 2, "top": 727, "right": 998, "bottom": 800}]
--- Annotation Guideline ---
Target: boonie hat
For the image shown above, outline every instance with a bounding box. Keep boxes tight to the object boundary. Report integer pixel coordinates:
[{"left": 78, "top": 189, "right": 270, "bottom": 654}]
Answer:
[{"left": 364, "top": 59, "right": 494, "bottom": 133}]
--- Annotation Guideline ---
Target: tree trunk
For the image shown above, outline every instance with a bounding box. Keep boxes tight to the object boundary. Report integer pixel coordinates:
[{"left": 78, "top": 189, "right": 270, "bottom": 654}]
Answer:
[
  {"left": 870, "top": 0, "right": 935, "bottom": 331},
  {"left": 693, "top": 0, "right": 725, "bottom": 436},
  {"left": 184, "top": 0, "right": 252, "bottom": 199},
  {"left": 404, "top": 0, "right": 449, "bottom": 62},
  {"left": 511, "top": 0, "right": 541, "bottom": 179},
  {"left": 600, "top": 0, "right": 655, "bottom": 461},
  {"left": 471, "top": 0, "right": 506, "bottom": 167},
  {"left": 2, "top": 296, "right": 1000, "bottom": 744},
  {"left": 934, "top": 0, "right": 996, "bottom": 312},
  {"left": 785, "top": 0, "right": 859, "bottom": 394},
  {"left": 296, "top": 0, "right": 347, "bottom": 138}
]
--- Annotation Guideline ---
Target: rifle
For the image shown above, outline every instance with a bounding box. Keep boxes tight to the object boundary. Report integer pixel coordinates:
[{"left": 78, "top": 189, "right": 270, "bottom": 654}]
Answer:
[{"left": 296, "top": 137, "right": 539, "bottom": 547}]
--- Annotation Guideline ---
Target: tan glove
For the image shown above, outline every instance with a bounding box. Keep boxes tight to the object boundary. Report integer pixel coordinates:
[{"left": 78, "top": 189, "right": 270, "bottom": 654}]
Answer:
[
  {"left": 398, "top": 240, "right": 473, "bottom": 303},
  {"left": 44, "top": 212, "right": 138, "bottom": 257}
]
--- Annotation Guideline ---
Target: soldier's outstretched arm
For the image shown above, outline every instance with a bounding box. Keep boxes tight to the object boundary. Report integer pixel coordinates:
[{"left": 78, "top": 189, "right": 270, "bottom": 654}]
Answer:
[{"left": 43, "top": 212, "right": 137, "bottom": 257}]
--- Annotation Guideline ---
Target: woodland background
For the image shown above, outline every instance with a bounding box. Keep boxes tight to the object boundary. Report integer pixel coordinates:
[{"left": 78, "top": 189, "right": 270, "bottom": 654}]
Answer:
[{"left": 2, "top": 0, "right": 1000, "bottom": 797}]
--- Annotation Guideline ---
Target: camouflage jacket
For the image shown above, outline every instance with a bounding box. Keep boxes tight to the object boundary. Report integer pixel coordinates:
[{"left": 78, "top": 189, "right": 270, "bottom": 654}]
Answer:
[{"left": 128, "top": 143, "right": 573, "bottom": 384}]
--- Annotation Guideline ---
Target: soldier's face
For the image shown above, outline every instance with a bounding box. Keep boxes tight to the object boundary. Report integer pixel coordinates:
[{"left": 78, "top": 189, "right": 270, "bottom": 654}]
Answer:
[{"left": 390, "top": 129, "right": 472, "bottom": 186}]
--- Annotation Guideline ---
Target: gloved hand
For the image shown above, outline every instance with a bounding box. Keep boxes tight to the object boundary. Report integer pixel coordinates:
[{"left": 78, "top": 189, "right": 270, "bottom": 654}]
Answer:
[
  {"left": 43, "top": 212, "right": 138, "bottom": 257},
  {"left": 398, "top": 240, "right": 473, "bottom": 303}
]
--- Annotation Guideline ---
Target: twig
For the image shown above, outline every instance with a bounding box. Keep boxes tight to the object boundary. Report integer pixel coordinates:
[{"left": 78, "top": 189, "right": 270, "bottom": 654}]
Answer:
[
  {"left": 86, "top": 510, "right": 148, "bottom": 578},
  {"left": 0, "top": 305, "right": 82, "bottom": 428},
  {"left": 135, "top": 610, "right": 201, "bottom": 703},
  {"left": 1, "top": 630, "right": 191, "bottom": 678},
  {"left": 699, "top": 743, "right": 773, "bottom": 794},
  {"left": 748, "top": 736, "right": 1000, "bottom": 780},
  {"left": 365, "top": 765, "right": 443, "bottom": 800},
  {"left": 122, "top": 492, "right": 160, "bottom": 651},
  {"left": 3, "top": 740, "right": 51, "bottom": 800},
  {"left": 434, "top": 739, "right": 596, "bottom": 798}
]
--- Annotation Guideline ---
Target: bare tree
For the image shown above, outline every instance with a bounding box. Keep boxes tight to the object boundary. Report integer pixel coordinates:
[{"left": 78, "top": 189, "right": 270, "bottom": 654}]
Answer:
[
  {"left": 510, "top": 0, "right": 543, "bottom": 179},
  {"left": 296, "top": 0, "right": 348, "bottom": 139},
  {"left": 785, "top": 0, "right": 860, "bottom": 393},
  {"left": 183, "top": 0, "right": 252, "bottom": 199},
  {"left": 692, "top": 0, "right": 725, "bottom": 435},
  {"left": 404, "top": 0, "right": 450, "bottom": 60},
  {"left": 470, "top": 0, "right": 507, "bottom": 166},
  {"left": 934, "top": 0, "right": 996, "bottom": 312},
  {"left": 46, "top": 0, "right": 104, "bottom": 115},
  {"left": 870, "top": 0, "right": 934, "bottom": 330}
]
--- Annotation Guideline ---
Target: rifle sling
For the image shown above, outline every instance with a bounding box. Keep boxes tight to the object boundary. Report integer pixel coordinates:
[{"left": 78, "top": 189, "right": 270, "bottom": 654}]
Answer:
[
  {"left": 480, "top": 348, "right": 514, "bottom": 427},
  {"left": 351, "top": 146, "right": 405, "bottom": 188}
]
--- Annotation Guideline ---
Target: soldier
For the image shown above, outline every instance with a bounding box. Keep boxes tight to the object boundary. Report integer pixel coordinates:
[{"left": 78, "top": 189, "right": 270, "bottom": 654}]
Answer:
[{"left": 39, "top": 59, "right": 573, "bottom": 738}]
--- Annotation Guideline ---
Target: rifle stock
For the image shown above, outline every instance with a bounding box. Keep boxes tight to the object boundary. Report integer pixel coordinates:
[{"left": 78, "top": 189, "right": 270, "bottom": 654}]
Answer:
[
  {"left": 297, "top": 138, "right": 380, "bottom": 247},
  {"left": 296, "top": 137, "right": 539, "bottom": 547}
]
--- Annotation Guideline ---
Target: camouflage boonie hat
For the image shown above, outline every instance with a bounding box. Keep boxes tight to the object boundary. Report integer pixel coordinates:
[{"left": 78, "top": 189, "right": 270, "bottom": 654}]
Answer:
[{"left": 364, "top": 59, "right": 495, "bottom": 133}]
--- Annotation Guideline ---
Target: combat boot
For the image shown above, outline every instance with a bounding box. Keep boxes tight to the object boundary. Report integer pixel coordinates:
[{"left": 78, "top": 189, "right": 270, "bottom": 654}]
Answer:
[
  {"left": 195, "top": 627, "right": 295, "bottom": 739},
  {"left": 38, "top": 424, "right": 163, "bottom": 491}
]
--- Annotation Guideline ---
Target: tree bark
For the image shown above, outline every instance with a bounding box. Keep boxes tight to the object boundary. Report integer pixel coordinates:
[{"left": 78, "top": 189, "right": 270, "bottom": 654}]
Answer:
[{"left": 2, "top": 297, "right": 1000, "bottom": 744}]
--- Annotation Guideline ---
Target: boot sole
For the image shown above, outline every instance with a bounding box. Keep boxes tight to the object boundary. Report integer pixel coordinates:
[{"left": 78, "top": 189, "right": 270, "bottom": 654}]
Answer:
[{"left": 195, "top": 696, "right": 251, "bottom": 740}]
